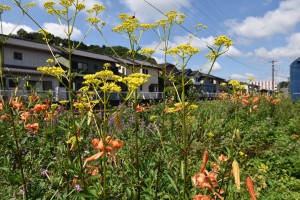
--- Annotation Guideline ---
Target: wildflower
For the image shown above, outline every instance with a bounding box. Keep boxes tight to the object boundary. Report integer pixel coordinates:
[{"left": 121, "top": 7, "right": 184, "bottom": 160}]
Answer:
[
  {"left": 248, "top": 77, "right": 254, "bottom": 82},
  {"left": 271, "top": 98, "right": 281, "bottom": 104},
  {"left": 83, "top": 136, "right": 124, "bottom": 167},
  {"left": 41, "top": 169, "right": 49, "bottom": 176},
  {"left": 253, "top": 105, "right": 259, "bottom": 110},
  {"left": 252, "top": 97, "right": 260, "bottom": 103},
  {"left": 20, "top": 112, "right": 31, "bottom": 122},
  {"left": 291, "top": 134, "right": 298, "bottom": 140},
  {"left": 85, "top": 165, "right": 99, "bottom": 176},
  {"left": 232, "top": 160, "right": 241, "bottom": 190},
  {"left": 228, "top": 80, "right": 240, "bottom": 87},
  {"left": 211, "top": 162, "right": 220, "bottom": 172},
  {"left": 0, "top": 115, "right": 10, "bottom": 121},
  {"left": 75, "top": 184, "right": 81, "bottom": 191},
  {"left": 218, "top": 154, "right": 229, "bottom": 162},
  {"left": 218, "top": 92, "right": 228, "bottom": 100},
  {"left": 166, "top": 44, "right": 200, "bottom": 57},
  {"left": 220, "top": 82, "right": 227, "bottom": 87},
  {"left": 242, "top": 99, "right": 250, "bottom": 106},
  {"left": 24, "top": 123, "right": 39, "bottom": 133},
  {"left": 59, "top": 100, "right": 69, "bottom": 105},
  {"left": 246, "top": 176, "right": 257, "bottom": 200},
  {"left": 207, "top": 131, "right": 214, "bottom": 138},
  {"left": 214, "top": 35, "right": 233, "bottom": 47},
  {"left": 258, "top": 163, "right": 269, "bottom": 173},
  {"left": 200, "top": 150, "right": 209, "bottom": 173},
  {"left": 37, "top": 66, "right": 66, "bottom": 78},
  {"left": 20, "top": 189, "right": 26, "bottom": 195},
  {"left": 10, "top": 99, "right": 24, "bottom": 111},
  {"left": 0, "top": 4, "right": 12, "bottom": 12},
  {"left": 33, "top": 104, "right": 48, "bottom": 112},
  {"left": 122, "top": 73, "right": 150, "bottom": 90},
  {"left": 136, "top": 105, "right": 145, "bottom": 112},
  {"left": 149, "top": 115, "right": 157, "bottom": 121},
  {"left": 193, "top": 195, "right": 213, "bottom": 200},
  {"left": 140, "top": 48, "right": 155, "bottom": 56},
  {"left": 71, "top": 177, "right": 78, "bottom": 188}
]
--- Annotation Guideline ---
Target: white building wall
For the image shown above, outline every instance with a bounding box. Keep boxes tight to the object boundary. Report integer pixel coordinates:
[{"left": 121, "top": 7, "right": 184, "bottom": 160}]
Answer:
[
  {"left": 4, "top": 46, "right": 52, "bottom": 68},
  {"left": 251, "top": 81, "right": 277, "bottom": 91}
]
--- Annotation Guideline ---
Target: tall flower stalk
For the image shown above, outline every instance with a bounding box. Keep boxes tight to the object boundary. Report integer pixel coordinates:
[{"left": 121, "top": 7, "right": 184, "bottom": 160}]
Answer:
[
  {"left": 14, "top": 0, "right": 100, "bottom": 190},
  {"left": 112, "top": 14, "right": 154, "bottom": 199}
]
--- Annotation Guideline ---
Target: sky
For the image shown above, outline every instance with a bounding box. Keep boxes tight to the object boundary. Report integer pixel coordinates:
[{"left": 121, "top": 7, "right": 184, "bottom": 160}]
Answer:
[{"left": 2, "top": 0, "right": 300, "bottom": 83}]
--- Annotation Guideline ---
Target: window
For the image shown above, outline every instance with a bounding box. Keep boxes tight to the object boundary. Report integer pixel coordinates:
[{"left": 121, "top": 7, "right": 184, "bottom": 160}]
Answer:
[
  {"left": 94, "top": 65, "right": 98, "bottom": 71},
  {"left": 140, "top": 85, "right": 143, "bottom": 91},
  {"left": 142, "top": 68, "right": 148, "bottom": 74},
  {"left": 8, "top": 79, "right": 18, "bottom": 88},
  {"left": 43, "top": 81, "right": 52, "bottom": 90},
  {"left": 195, "top": 77, "right": 201, "bottom": 82},
  {"left": 78, "top": 62, "right": 88, "bottom": 70},
  {"left": 27, "top": 80, "right": 37, "bottom": 90},
  {"left": 14, "top": 52, "right": 22, "bottom": 60}
]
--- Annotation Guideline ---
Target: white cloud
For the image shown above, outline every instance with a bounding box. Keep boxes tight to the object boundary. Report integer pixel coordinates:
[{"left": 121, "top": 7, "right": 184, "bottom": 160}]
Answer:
[
  {"left": 119, "top": 0, "right": 191, "bottom": 23},
  {"left": 1, "top": 22, "right": 35, "bottom": 35},
  {"left": 229, "top": 73, "right": 256, "bottom": 82},
  {"left": 254, "top": 32, "right": 300, "bottom": 59},
  {"left": 225, "top": 0, "right": 300, "bottom": 38},
  {"left": 43, "top": 22, "right": 82, "bottom": 39},
  {"left": 201, "top": 61, "right": 222, "bottom": 73}
]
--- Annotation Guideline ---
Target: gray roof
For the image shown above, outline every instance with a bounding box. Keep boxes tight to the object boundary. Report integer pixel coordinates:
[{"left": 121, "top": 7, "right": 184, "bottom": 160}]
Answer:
[
  {"left": 4, "top": 66, "right": 43, "bottom": 75},
  {"left": 6, "top": 37, "right": 60, "bottom": 53},
  {"left": 71, "top": 49, "right": 116, "bottom": 62}
]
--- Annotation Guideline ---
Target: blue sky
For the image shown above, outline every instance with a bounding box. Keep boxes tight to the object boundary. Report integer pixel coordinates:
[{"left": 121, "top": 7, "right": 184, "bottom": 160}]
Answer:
[{"left": 2, "top": 0, "right": 300, "bottom": 82}]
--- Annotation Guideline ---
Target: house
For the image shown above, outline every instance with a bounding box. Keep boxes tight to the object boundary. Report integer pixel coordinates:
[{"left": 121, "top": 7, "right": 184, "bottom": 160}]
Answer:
[
  {"left": 0, "top": 35, "right": 163, "bottom": 101},
  {"left": 290, "top": 57, "right": 300, "bottom": 101},
  {"left": 1, "top": 36, "right": 60, "bottom": 99},
  {"left": 113, "top": 57, "right": 162, "bottom": 99},
  {"left": 250, "top": 81, "right": 277, "bottom": 94},
  {"left": 183, "top": 69, "right": 226, "bottom": 98}
]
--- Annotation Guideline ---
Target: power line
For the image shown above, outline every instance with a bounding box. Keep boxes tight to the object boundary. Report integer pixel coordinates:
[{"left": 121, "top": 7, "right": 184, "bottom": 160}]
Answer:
[{"left": 143, "top": 0, "right": 270, "bottom": 72}]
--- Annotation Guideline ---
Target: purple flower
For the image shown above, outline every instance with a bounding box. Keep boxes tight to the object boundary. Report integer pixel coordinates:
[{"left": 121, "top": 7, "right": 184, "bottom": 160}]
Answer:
[
  {"left": 108, "top": 117, "right": 114, "bottom": 125},
  {"left": 130, "top": 115, "right": 134, "bottom": 123},
  {"left": 75, "top": 184, "right": 81, "bottom": 191},
  {"left": 41, "top": 169, "right": 49, "bottom": 176},
  {"left": 20, "top": 189, "right": 26, "bottom": 195}
]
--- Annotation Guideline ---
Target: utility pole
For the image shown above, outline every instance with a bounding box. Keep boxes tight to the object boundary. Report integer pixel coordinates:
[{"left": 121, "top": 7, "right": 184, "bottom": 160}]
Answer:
[{"left": 270, "top": 60, "right": 278, "bottom": 92}]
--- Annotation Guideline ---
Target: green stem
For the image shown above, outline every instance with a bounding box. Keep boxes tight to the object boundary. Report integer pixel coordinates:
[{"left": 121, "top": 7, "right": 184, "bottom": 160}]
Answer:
[
  {"left": 134, "top": 89, "right": 140, "bottom": 200},
  {"left": 67, "top": 34, "right": 86, "bottom": 190},
  {"left": 181, "top": 60, "right": 188, "bottom": 200},
  {"left": 102, "top": 93, "right": 107, "bottom": 199},
  {"left": 11, "top": 115, "right": 28, "bottom": 200}
]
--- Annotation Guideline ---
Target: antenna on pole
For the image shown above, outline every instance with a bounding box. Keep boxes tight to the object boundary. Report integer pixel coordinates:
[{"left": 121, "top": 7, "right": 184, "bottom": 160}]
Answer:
[{"left": 270, "top": 60, "right": 278, "bottom": 92}]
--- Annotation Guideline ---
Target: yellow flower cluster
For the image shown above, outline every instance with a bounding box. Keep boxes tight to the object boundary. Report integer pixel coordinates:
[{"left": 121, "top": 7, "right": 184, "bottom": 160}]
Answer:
[
  {"left": 228, "top": 80, "right": 240, "bottom": 87},
  {"left": 122, "top": 73, "right": 151, "bottom": 91},
  {"left": 174, "top": 102, "right": 198, "bottom": 110},
  {"left": 140, "top": 48, "right": 155, "bottom": 56},
  {"left": 112, "top": 13, "right": 140, "bottom": 34},
  {"left": 166, "top": 44, "right": 200, "bottom": 57},
  {"left": 0, "top": 4, "right": 12, "bottom": 12},
  {"left": 59, "top": 0, "right": 74, "bottom": 7},
  {"left": 86, "top": 4, "right": 106, "bottom": 25},
  {"left": 86, "top": 17, "right": 100, "bottom": 24},
  {"left": 214, "top": 35, "right": 233, "bottom": 47},
  {"left": 165, "top": 10, "right": 186, "bottom": 24},
  {"left": 156, "top": 10, "right": 185, "bottom": 28},
  {"left": 38, "top": 66, "right": 66, "bottom": 77},
  {"left": 83, "top": 69, "right": 122, "bottom": 92},
  {"left": 100, "top": 82, "right": 121, "bottom": 93},
  {"left": 140, "top": 24, "right": 156, "bottom": 30}
]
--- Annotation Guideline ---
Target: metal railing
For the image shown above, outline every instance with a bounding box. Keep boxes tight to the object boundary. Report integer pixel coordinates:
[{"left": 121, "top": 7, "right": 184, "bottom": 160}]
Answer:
[{"left": 0, "top": 89, "right": 164, "bottom": 102}]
